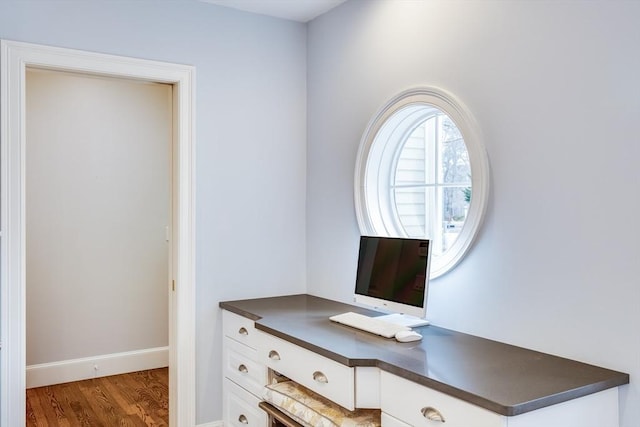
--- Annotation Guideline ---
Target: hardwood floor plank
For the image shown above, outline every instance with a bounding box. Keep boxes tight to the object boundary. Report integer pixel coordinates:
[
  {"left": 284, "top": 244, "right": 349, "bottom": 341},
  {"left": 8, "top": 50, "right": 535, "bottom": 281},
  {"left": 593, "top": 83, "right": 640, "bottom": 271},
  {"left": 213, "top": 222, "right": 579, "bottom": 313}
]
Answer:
[
  {"left": 68, "top": 380, "right": 106, "bottom": 427},
  {"left": 52, "top": 382, "right": 86, "bottom": 427},
  {"left": 26, "top": 368, "right": 168, "bottom": 427},
  {"left": 105, "top": 372, "right": 157, "bottom": 423},
  {"left": 26, "top": 388, "right": 49, "bottom": 427},
  {"left": 78, "top": 379, "right": 140, "bottom": 427},
  {"left": 133, "top": 370, "right": 169, "bottom": 425},
  {"left": 100, "top": 375, "right": 139, "bottom": 417},
  {"left": 36, "top": 386, "right": 70, "bottom": 427},
  {"left": 106, "top": 369, "right": 168, "bottom": 426}
]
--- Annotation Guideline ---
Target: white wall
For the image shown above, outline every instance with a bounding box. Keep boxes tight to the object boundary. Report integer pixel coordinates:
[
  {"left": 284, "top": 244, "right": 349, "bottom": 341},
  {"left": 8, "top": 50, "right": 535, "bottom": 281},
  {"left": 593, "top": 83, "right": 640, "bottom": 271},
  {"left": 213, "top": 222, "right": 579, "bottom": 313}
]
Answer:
[
  {"left": 0, "top": 1, "right": 307, "bottom": 423},
  {"left": 307, "top": 1, "right": 639, "bottom": 427},
  {"left": 26, "top": 69, "right": 170, "bottom": 367}
]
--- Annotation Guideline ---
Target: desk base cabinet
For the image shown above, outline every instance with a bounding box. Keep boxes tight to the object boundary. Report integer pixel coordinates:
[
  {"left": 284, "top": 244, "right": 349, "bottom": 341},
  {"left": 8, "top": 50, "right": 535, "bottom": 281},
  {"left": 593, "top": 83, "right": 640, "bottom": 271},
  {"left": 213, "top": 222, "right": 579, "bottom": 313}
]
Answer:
[{"left": 222, "top": 305, "right": 624, "bottom": 427}]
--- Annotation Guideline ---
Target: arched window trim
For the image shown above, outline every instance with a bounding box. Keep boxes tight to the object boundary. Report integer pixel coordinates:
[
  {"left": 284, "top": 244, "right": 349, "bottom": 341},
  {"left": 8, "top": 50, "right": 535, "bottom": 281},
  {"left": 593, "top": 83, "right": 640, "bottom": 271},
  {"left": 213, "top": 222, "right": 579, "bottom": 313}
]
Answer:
[{"left": 354, "top": 87, "right": 490, "bottom": 278}]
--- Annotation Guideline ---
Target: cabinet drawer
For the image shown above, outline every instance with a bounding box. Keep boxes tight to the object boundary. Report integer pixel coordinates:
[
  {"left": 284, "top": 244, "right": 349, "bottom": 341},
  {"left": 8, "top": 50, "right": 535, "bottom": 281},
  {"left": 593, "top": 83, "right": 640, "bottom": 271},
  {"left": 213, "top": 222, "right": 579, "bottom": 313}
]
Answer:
[
  {"left": 258, "top": 332, "right": 355, "bottom": 410},
  {"left": 223, "top": 310, "right": 259, "bottom": 349},
  {"left": 381, "top": 372, "right": 505, "bottom": 427},
  {"left": 382, "top": 412, "right": 411, "bottom": 427},
  {"left": 223, "top": 337, "right": 268, "bottom": 397},
  {"left": 224, "top": 378, "right": 269, "bottom": 427}
]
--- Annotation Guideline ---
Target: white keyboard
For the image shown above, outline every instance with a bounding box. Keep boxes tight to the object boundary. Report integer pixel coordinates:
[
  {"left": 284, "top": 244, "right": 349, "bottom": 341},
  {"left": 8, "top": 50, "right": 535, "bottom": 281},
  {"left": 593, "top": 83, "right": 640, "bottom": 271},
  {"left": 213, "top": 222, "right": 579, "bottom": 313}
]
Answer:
[{"left": 329, "top": 312, "right": 410, "bottom": 338}]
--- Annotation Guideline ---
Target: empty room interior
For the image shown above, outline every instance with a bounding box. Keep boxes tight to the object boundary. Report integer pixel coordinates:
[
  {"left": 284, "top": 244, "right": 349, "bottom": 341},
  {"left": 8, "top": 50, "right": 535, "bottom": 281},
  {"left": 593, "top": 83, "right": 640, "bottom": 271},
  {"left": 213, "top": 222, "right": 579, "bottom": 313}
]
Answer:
[{"left": 1, "top": 0, "right": 638, "bottom": 426}]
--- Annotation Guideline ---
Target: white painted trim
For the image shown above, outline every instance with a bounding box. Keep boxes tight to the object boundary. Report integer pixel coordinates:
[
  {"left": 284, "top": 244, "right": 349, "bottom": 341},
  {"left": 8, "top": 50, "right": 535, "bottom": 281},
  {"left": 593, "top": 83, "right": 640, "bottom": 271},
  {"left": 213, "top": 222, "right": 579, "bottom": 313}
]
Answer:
[
  {"left": 196, "top": 422, "right": 224, "bottom": 427},
  {"left": 26, "top": 347, "right": 169, "bottom": 389},
  {"left": 0, "top": 40, "right": 196, "bottom": 427}
]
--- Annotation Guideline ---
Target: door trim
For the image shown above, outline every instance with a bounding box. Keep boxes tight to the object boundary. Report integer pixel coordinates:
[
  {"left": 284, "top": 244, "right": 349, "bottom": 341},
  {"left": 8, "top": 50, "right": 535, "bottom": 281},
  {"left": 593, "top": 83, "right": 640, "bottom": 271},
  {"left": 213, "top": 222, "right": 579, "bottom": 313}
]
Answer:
[{"left": 0, "top": 40, "right": 196, "bottom": 427}]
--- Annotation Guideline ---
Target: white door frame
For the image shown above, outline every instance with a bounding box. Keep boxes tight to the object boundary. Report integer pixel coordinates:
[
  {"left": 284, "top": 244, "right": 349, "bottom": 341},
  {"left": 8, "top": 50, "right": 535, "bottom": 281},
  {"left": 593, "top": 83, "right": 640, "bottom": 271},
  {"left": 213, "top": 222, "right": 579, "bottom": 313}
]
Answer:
[{"left": 0, "top": 40, "right": 196, "bottom": 427}]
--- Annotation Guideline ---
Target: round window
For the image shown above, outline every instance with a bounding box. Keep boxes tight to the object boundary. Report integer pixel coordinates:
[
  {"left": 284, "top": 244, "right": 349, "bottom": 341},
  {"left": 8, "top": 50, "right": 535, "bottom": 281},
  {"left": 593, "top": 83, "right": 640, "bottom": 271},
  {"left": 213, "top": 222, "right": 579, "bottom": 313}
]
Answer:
[{"left": 354, "top": 88, "right": 490, "bottom": 278}]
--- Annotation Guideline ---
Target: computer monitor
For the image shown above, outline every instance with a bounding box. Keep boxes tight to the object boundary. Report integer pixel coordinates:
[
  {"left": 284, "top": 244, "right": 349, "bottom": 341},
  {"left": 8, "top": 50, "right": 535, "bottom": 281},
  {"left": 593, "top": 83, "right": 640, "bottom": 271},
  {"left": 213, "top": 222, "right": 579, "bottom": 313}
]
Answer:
[{"left": 354, "top": 236, "right": 431, "bottom": 326}]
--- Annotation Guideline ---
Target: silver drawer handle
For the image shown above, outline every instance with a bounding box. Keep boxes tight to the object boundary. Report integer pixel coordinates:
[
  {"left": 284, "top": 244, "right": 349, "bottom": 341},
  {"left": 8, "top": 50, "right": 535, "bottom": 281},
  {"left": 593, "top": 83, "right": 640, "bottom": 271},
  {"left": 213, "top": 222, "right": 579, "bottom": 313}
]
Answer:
[
  {"left": 421, "top": 406, "right": 445, "bottom": 422},
  {"left": 268, "top": 350, "right": 281, "bottom": 360},
  {"left": 238, "top": 414, "right": 248, "bottom": 424},
  {"left": 238, "top": 364, "right": 248, "bottom": 373},
  {"left": 238, "top": 327, "right": 249, "bottom": 336},
  {"left": 312, "top": 371, "right": 328, "bottom": 383}
]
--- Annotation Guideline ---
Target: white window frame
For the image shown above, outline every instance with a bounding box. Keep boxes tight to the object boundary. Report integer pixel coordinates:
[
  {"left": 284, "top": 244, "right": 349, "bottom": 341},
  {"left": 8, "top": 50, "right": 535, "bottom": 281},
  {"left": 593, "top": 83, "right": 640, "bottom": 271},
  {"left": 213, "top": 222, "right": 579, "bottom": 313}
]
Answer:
[{"left": 354, "top": 87, "right": 490, "bottom": 278}]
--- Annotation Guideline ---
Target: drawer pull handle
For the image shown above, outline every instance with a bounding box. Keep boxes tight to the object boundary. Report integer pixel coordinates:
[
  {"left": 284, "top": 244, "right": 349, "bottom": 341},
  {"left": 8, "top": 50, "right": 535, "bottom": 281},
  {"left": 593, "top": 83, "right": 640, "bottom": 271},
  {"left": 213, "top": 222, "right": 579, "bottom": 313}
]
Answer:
[
  {"left": 312, "top": 371, "right": 328, "bottom": 383},
  {"left": 238, "top": 364, "right": 248, "bottom": 373},
  {"left": 238, "top": 327, "right": 249, "bottom": 336},
  {"left": 268, "top": 350, "right": 281, "bottom": 360},
  {"left": 421, "top": 406, "right": 445, "bottom": 422},
  {"left": 238, "top": 414, "right": 248, "bottom": 424}
]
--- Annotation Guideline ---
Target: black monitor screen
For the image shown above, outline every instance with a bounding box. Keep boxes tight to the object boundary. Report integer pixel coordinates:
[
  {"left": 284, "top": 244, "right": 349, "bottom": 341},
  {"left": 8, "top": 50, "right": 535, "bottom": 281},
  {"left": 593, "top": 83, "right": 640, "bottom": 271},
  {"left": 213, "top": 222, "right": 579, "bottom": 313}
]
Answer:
[{"left": 355, "top": 236, "right": 430, "bottom": 308}]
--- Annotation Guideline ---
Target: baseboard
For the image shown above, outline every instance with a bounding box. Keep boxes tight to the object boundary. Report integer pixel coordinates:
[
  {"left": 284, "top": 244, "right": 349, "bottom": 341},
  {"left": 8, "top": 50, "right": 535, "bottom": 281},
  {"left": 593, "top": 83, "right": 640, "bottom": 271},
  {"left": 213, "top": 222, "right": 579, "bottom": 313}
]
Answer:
[
  {"left": 26, "top": 346, "right": 169, "bottom": 388},
  {"left": 196, "top": 422, "right": 224, "bottom": 427}
]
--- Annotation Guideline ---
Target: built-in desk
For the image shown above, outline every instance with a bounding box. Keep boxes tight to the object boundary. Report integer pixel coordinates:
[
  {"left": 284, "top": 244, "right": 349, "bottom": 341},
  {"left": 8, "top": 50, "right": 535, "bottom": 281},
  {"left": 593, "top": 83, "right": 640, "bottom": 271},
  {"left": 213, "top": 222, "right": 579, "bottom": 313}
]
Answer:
[{"left": 220, "top": 294, "right": 629, "bottom": 426}]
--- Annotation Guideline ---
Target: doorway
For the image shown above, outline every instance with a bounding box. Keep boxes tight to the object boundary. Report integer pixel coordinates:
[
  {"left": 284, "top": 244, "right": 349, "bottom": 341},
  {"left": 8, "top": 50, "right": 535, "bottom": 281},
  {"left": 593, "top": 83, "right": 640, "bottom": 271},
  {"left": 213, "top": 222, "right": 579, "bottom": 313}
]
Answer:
[
  {"left": 1, "top": 41, "right": 196, "bottom": 427},
  {"left": 25, "top": 68, "right": 171, "bottom": 388}
]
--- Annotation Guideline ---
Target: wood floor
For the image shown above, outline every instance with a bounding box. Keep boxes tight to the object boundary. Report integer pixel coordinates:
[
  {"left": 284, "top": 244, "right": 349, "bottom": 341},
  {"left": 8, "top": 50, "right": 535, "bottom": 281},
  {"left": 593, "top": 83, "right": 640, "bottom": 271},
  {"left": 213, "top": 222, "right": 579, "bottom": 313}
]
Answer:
[{"left": 26, "top": 368, "right": 168, "bottom": 427}]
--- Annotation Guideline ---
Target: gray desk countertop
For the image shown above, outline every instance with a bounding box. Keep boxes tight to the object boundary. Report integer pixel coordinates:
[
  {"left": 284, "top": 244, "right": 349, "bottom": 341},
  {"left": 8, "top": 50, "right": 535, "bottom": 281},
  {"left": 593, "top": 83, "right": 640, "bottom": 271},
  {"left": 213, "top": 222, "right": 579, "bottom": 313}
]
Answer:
[{"left": 220, "top": 294, "right": 629, "bottom": 416}]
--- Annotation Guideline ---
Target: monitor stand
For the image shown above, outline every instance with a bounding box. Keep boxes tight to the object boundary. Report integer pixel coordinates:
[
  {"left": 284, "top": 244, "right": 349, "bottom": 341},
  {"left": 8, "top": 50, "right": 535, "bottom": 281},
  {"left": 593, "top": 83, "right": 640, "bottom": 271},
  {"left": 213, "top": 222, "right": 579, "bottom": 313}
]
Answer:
[{"left": 376, "top": 313, "right": 430, "bottom": 328}]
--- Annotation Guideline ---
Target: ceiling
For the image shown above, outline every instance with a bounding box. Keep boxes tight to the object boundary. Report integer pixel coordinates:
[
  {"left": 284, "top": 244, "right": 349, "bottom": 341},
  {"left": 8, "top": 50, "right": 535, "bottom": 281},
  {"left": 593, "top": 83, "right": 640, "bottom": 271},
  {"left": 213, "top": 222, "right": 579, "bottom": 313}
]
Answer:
[{"left": 200, "top": 0, "right": 347, "bottom": 23}]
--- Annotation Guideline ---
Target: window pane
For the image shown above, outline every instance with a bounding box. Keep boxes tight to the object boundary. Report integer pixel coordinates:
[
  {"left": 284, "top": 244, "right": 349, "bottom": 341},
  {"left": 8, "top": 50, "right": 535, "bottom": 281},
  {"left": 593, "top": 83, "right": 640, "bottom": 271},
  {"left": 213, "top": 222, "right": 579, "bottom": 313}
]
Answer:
[
  {"left": 439, "top": 115, "right": 471, "bottom": 185},
  {"left": 393, "top": 185, "right": 470, "bottom": 256},
  {"left": 440, "top": 186, "right": 470, "bottom": 253},
  {"left": 393, "top": 187, "right": 426, "bottom": 238},
  {"left": 395, "top": 123, "right": 427, "bottom": 186},
  {"left": 392, "top": 111, "right": 473, "bottom": 256}
]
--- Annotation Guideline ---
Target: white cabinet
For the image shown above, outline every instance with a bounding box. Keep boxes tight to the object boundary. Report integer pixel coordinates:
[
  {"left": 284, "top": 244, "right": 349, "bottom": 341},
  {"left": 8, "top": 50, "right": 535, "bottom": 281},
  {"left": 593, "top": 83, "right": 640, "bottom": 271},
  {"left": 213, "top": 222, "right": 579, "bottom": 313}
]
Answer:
[
  {"left": 380, "top": 371, "right": 620, "bottom": 427},
  {"left": 222, "top": 311, "right": 269, "bottom": 427}
]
